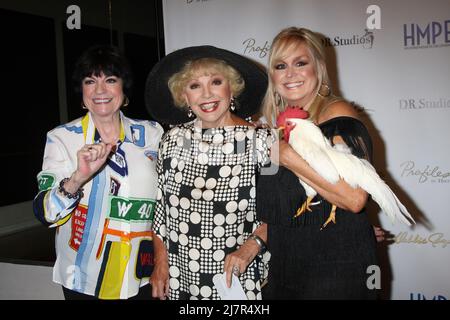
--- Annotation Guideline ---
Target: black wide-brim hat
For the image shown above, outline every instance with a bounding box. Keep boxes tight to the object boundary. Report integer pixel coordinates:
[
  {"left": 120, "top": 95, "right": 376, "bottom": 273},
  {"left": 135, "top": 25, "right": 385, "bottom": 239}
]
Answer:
[{"left": 145, "top": 45, "right": 267, "bottom": 125}]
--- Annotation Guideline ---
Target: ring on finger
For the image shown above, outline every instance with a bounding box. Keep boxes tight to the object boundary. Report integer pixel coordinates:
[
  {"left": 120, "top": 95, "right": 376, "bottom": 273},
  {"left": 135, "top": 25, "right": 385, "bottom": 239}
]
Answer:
[{"left": 232, "top": 265, "right": 240, "bottom": 276}]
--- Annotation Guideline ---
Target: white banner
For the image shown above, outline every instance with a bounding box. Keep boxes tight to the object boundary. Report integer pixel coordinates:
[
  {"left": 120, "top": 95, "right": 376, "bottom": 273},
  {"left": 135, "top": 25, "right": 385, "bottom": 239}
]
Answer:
[{"left": 163, "top": 0, "right": 450, "bottom": 300}]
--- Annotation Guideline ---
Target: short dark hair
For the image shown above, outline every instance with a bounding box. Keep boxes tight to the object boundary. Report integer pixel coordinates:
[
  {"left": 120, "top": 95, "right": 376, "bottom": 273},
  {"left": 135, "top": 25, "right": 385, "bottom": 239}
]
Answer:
[{"left": 72, "top": 45, "right": 133, "bottom": 95}]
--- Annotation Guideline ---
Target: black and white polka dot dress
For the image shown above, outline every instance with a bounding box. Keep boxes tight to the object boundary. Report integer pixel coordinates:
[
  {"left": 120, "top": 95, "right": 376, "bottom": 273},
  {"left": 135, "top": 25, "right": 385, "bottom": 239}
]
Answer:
[{"left": 153, "top": 122, "right": 273, "bottom": 300}]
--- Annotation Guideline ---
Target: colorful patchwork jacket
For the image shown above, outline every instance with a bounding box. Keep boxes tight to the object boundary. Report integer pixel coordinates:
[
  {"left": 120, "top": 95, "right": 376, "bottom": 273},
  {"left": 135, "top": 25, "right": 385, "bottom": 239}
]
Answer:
[{"left": 33, "top": 112, "right": 163, "bottom": 299}]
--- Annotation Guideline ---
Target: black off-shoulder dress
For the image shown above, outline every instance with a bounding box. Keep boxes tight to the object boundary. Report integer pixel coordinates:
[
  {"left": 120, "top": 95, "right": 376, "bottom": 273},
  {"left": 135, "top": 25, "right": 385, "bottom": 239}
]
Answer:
[{"left": 257, "top": 116, "right": 379, "bottom": 300}]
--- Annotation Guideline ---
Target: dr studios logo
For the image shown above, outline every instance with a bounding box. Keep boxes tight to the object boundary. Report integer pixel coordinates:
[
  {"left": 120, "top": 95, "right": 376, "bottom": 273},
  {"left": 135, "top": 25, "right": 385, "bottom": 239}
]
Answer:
[
  {"left": 399, "top": 98, "right": 450, "bottom": 110},
  {"left": 322, "top": 28, "right": 375, "bottom": 49},
  {"left": 322, "top": 5, "right": 380, "bottom": 49}
]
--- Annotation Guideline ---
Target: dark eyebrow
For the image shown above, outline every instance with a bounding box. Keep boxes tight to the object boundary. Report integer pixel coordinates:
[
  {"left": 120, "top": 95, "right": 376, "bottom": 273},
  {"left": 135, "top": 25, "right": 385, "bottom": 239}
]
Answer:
[{"left": 277, "top": 54, "right": 309, "bottom": 63}]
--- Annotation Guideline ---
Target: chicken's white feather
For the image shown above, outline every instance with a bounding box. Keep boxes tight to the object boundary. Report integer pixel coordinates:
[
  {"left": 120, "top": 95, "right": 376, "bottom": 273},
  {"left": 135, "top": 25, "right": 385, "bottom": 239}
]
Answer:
[
  {"left": 288, "top": 118, "right": 414, "bottom": 226},
  {"left": 288, "top": 120, "right": 340, "bottom": 184}
]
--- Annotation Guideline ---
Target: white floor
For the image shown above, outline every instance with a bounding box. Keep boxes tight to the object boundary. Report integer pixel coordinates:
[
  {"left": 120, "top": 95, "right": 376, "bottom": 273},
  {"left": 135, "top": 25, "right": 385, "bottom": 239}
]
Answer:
[{"left": 0, "top": 262, "right": 63, "bottom": 300}]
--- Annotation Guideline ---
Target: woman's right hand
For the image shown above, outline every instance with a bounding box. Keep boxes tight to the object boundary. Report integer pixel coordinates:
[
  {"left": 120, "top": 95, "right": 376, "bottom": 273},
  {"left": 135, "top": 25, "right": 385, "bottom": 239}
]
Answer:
[
  {"left": 373, "top": 225, "right": 386, "bottom": 243},
  {"left": 59, "top": 142, "right": 113, "bottom": 195},
  {"left": 73, "top": 142, "right": 113, "bottom": 186}
]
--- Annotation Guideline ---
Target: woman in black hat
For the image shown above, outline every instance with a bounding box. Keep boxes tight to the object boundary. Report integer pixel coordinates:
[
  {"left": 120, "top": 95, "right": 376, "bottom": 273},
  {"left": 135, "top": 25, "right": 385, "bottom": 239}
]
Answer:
[{"left": 146, "top": 46, "right": 273, "bottom": 300}]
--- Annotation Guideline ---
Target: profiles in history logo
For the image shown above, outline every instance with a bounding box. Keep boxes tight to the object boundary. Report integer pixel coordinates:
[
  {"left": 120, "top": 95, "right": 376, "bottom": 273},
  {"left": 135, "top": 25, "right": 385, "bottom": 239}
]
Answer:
[
  {"left": 242, "top": 38, "right": 270, "bottom": 59},
  {"left": 400, "top": 161, "right": 450, "bottom": 184}
]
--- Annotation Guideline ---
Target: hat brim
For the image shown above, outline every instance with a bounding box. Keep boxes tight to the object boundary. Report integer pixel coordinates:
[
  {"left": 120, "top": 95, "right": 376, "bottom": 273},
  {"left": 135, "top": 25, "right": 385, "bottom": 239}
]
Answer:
[{"left": 145, "top": 45, "right": 267, "bottom": 125}]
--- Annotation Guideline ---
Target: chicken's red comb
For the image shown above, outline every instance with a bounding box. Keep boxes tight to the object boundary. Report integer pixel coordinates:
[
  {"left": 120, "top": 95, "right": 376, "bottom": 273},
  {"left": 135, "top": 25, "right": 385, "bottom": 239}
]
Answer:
[{"left": 276, "top": 107, "right": 309, "bottom": 127}]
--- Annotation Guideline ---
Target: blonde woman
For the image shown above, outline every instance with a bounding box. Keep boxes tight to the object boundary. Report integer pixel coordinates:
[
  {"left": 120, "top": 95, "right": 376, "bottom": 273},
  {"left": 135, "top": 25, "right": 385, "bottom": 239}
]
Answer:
[
  {"left": 145, "top": 46, "right": 272, "bottom": 300},
  {"left": 257, "top": 27, "right": 380, "bottom": 299}
]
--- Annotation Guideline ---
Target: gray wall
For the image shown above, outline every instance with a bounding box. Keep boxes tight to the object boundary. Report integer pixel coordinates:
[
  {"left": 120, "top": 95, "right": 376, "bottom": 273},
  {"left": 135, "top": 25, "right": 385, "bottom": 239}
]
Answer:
[{"left": 0, "top": 0, "right": 160, "bottom": 261}]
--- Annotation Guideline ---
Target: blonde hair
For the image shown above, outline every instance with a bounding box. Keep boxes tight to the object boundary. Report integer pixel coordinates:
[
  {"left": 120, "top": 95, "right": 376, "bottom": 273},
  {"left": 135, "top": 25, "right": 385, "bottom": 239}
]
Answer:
[
  {"left": 262, "top": 27, "right": 342, "bottom": 127},
  {"left": 168, "top": 57, "right": 245, "bottom": 109}
]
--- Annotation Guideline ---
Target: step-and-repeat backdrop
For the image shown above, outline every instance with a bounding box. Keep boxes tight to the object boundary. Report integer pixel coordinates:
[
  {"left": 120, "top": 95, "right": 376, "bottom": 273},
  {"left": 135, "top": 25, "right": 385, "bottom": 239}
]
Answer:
[{"left": 162, "top": 0, "right": 450, "bottom": 300}]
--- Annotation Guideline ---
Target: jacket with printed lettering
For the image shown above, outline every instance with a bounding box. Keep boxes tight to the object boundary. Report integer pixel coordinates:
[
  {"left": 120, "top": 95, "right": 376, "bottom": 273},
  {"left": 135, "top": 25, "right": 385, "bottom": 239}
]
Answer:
[{"left": 33, "top": 112, "right": 163, "bottom": 299}]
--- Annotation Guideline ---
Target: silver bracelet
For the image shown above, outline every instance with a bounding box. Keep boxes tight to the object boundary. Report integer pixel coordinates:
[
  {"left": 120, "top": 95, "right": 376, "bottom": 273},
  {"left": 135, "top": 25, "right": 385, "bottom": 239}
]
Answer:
[{"left": 248, "top": 234, "right": 267, "bottom": 255}]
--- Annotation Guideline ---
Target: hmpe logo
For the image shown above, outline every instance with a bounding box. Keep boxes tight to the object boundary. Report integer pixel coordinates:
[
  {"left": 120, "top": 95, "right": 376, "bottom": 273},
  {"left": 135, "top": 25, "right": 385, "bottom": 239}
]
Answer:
[
  {"left": 404, "top": 19, "right": 450, "bottom": 49},
  {"left": 410, "top": 293, "right": 447, "bottom": 300}
]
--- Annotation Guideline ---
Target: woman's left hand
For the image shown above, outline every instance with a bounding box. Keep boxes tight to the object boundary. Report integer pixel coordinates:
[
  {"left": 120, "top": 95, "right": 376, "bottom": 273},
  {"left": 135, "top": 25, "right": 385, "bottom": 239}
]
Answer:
[
  {"left": 223, "top": 240, "right": 260, "bottom": 288},
  {"left": 373, "top": 225, "right": 386, "bottom": 243}
]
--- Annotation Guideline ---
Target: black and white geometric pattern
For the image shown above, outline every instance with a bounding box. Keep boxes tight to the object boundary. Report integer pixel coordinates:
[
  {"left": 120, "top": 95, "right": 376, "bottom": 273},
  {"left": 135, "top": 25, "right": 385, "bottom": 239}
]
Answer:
[{"left": 153, "top": 122, "right": 273, "bottom": 300}]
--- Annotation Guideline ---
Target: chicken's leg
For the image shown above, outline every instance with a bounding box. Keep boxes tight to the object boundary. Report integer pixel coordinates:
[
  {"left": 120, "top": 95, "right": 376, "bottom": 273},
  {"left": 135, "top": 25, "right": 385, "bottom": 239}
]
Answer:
[
  {"left": 294, "top": 197, "right": 314, "bottom": 218},
  {"left": 320, "top": 204, "right": 337, "bottom": 230}
]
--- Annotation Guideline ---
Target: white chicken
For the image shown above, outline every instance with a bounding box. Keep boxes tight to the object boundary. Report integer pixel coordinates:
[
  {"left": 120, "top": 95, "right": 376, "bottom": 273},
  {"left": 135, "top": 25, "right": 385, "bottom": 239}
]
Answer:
[{"left": 277, "top": 107, "right": 415, "bottom": 229}]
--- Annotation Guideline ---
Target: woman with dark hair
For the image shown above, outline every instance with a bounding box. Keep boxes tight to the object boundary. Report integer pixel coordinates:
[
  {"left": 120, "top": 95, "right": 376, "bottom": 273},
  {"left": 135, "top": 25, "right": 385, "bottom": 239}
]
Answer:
[{"left": 33, "top": 45, "right": 163, "bottom": 300}]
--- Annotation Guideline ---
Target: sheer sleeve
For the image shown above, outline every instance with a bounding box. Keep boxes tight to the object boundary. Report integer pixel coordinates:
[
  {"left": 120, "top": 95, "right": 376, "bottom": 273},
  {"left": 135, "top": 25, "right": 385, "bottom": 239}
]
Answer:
[{"left": 319, "top": 116, "right": 373, "bottom": 162}]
